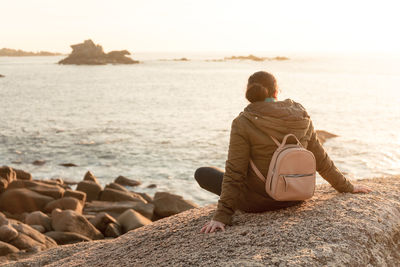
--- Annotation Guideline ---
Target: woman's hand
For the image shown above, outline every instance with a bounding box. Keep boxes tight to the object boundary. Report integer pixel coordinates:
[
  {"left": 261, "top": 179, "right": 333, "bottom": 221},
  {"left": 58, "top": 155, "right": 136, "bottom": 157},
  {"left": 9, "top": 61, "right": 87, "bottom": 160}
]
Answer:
[
  {"left": 200, "top": 220, "right": 225, "bottom": 233},
  {"left": 352, "top": 184, "right": 372, "bottom": 193}
]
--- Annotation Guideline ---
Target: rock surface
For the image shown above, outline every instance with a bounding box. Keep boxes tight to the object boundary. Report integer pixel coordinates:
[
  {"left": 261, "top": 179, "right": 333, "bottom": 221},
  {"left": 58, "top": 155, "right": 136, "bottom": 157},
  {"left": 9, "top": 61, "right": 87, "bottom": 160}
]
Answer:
[
  {"left": 76, "top": 181, "right": 102, "bottom": 202},
  {"left": 58, "top": 40, "right": 139, "bottom": 65},
  {"left": 114, "top": 176, "right": 141, "bottom": 187},
  {"left": 5, "top": 177, "right": 400, "bottom": 266},
  {"left": 45, "top": 231, "right": 91, "bottom": 245},
  {"left": 0, "top": 188, "right": 54, "bottom": 214},
  {"left": 24, "top": 211, "right": 52, "bottom": 232},
  {"left": 51, "top": 209, "right": 103, "bottom": 240},
  {"left": 117, "top": 209, "right": 152, "bottom": 233},
  {"left": 153, "top": 192, "right": 198, "bottom": 218},
  {"left": 83, "top": 201, "right": 154, "bottom": 219}
]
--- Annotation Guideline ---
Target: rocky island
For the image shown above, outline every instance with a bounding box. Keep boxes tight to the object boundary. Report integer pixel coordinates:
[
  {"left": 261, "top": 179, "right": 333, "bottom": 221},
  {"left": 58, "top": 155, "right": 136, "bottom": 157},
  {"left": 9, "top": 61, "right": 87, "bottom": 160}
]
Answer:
[
  {"left": 0, "top": 48, "right": 61, "bottom": 57},
  {"left": 207, "top": 54, "right": 289, "bottom": 62},
  {"left": 58, "top": 40, "right": 139, "bottom": 65}
]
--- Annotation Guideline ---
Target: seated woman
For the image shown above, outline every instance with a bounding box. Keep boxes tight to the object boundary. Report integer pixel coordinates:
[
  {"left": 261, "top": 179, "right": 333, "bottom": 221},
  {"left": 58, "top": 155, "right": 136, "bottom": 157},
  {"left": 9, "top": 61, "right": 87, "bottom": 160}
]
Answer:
[{"left": 195, "top": 71, "right": 371, "bottom": 233}]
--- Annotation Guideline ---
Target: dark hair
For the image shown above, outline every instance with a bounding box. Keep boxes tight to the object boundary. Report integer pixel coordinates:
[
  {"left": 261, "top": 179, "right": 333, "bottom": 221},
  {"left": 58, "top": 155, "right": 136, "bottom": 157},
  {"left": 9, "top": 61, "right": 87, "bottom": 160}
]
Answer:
[{"left": 245, "top": 71, "right": 278, "bottom": 103}]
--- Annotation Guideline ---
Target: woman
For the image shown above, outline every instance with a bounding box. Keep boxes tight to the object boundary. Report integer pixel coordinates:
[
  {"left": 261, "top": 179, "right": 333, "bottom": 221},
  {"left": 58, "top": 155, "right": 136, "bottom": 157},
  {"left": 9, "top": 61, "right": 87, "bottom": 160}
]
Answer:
[{"left": 195, "top": 71, "right": 372, "bottom": 234}]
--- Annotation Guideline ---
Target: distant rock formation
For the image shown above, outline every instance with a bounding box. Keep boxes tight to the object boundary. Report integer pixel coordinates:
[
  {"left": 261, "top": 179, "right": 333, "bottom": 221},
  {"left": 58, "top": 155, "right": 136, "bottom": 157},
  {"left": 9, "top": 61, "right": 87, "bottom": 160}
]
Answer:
[
  {"left": 206, "top": 54, "right": 289, "bottom": 62},
  {"left": 0, "top": 48, "right": 61, "bottom": 57},
  {"left": 224, "top": 54, "right": 289, "bottom": 61},
  {"left": 58, "top": 40, "right": 139, "bottom": 65},
  {"left": 0, "top": 74, "right": 4, "bottom": 78}
]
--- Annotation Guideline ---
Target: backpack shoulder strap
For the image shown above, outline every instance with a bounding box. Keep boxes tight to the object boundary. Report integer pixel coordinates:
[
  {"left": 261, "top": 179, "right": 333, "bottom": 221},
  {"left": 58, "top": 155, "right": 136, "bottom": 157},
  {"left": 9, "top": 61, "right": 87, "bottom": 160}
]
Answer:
[{"left": 249, "top": 159, "right": 266, "bottom": 183}]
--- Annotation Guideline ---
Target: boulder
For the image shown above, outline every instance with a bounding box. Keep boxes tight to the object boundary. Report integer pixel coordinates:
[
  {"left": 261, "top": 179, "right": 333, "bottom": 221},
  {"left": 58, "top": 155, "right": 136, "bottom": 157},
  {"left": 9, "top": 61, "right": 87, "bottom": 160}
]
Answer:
[
  {"left": 30, "top": 225, "right": 46, "bottom": 233},
  {"left": 83, "top": 171, "right": 99, "bottom": 184},
  {"left": 135, "top": 192, "right": 153, "bottom": 203},
  {"left": 32, "top": 160, "right": 46, "bottom": 166},
  {"left": 45, "top": 231, "right": 91, "bottom": 245},
  {"left": 84, "top": 201, "right": 154, "bottom": 219},
  {"left": 7, "top": 180, "right": 65, "bottom": 199},
  {"left": 99, "top": 188, "right": 146, "bottom": 203},
  {"left": 44, "top": 197, "right": 83, "bottom": 214},
  {"left": 0, "top": 241, "right": 19, "bottom": 256},
  {"left": 0, "top": 178, "right": 8, "bottom": 193},
  {"left": 9, "top": 221, "right": 57, "bottom": 251},
  {"left": 114, "top": 176, "right": 141, "bottom": 187},
  {"left": 51, "top": 209, "right": 103, "bottom": 240},
  {"left": 316, "top": 130, "right": 338, "bottom": 144},
  {"left": 25, "top": 211, "right": 52, "bottom": 232},
  {"left": 0, "top": 225, "right": 18, "bottom": 242},
  {"left": 59, "top": 163, "right": 78, "bottom": 167},
  {"left": 76, "top": 181, "right": 102, "bottom": 202},
  {"left": 58, "top": 39, "right": 139, "bottom": 65},
  {"left": 147, "top": 184, "right": 157, "bottom": 189},
  {"left": 89, "top": 212, "right": 117, "bottom": 233},
  {"left": 0, "top": 212, "right": 7, "bottom": 226},
  {"left": 13, "top": 168, "right": 32, "bottom": 180},
  {"left": 117, "top": 209, "right": 151, "bottom": 233},
  {"left": 0, "top": 188, "right": 54, "bottom": 214},
  {"left": 105, "top": 182, "right": 129, "bottom": 192},
  {"left": 64, "top": 189, "right": 86, "bottom": 202},
  {"left": 0, "top": 166, "right": 17, "bottom": 183},
  {"left": 153, "top": 192, "right": 198, "bottom": 218},
  {"left": 104, "top": 223, "right": 121, "bottom": 238},
  {"left": 0, "top": 166, "right": 16, "bottom": 192}
]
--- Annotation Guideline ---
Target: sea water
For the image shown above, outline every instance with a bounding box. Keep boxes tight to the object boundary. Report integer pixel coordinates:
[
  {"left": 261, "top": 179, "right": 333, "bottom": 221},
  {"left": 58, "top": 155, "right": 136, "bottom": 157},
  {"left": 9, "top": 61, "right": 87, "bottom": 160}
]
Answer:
[{"left": 0, "top": 53, "right": 399, "bottom": 205}]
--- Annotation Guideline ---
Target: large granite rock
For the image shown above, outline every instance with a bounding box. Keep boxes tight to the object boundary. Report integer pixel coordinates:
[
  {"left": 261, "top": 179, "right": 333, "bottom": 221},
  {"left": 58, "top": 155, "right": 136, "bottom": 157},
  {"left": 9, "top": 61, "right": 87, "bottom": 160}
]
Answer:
[
  {"left": 89, "top": 212, "right": 117, "bottom": 233},
  {"left": 44, "top": 197, "right": 84, "bottom": 214},
  {"left": 13, "top": 169, "right": 32, "bottom": 180},
  {"left": 45, "top": 231, "right": 91, "bottom": 245},
  {"left": 114, "top": 176, "right": 141, "bottom": 187},
  {"left": 51, "top": 209, "right": 103, "bottom": 240},
  {"left": 63, "top": 189, "right": 86, "bottom": 202},
  {"left": 8, "top": 221, "right": 57, "bottom": 252},
  {"left": 117, "top": 209, "right": 151, "bottom": 233},
  {"left": 0, "top": 241, "right": 19, "bottom": 256},
  {"left": 12, "top": 177, "right": 399, "bottom": 265},
  {"left": 25, "top": 211, "right": 52, "bottom": 232},
  {"left": 153, "top": 192, "right": 198, "bottom": 219},
  {"left": 58, "top": 40, "right": 139, "bottom": 65},
  {"left": 0, "top": 188, "right": 54, "bottom": 214},
  {"left": 7, "top": 180, "right": 64, "bottom": 199},
  {"left": 99, "top": 188, "right": 146, "bottom": 203},
  {"left": 76, "top": 181, "right": 102, "bottom": 202},
  {"left": 6, "top": 177, "right": 400, "bottom": 266},
  {"left": 83, "top": 201, "right": 154, "bottom": 219},
  {"left": 0, "top": 166, "right": 16, "bottom": 193}
]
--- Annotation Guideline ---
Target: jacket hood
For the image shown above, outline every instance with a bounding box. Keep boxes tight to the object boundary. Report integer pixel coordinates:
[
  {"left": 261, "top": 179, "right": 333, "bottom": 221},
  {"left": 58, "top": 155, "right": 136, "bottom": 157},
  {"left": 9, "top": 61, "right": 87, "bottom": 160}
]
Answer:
[{"left": 242, "top": 99, "right": 311, "bottom": 140}]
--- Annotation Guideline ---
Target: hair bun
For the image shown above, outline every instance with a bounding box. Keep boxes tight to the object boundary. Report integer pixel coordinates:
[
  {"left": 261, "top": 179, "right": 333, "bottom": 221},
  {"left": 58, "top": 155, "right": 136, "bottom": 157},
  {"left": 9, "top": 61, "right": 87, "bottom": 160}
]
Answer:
[{"left": 246, "top": 83, "right": 268, "bottom": 103}]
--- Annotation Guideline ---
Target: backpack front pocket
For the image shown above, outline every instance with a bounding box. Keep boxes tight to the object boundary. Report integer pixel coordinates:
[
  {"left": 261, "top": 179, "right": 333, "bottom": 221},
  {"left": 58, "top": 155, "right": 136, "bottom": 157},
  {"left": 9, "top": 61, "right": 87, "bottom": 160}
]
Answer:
[{"left": 275, "top": 174, "right": 315, "bottom": 201}]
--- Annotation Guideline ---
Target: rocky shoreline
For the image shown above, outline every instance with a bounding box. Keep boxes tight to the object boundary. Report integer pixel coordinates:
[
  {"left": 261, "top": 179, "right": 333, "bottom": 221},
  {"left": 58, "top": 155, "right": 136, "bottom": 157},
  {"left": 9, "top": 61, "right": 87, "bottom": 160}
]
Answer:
[
  {"left": 0, "top": 167, "right": 198, "bottom": 263},
  {"left": 1, "top": 176, "right": 399, "bottom": 266}
]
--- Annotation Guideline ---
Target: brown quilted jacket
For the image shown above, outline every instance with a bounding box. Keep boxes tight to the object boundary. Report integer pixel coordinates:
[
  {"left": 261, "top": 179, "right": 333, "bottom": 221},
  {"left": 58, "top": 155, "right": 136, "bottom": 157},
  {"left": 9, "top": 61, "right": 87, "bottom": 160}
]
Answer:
[{"left": 213, "top": 99, "right": 354, "bottom": 225}]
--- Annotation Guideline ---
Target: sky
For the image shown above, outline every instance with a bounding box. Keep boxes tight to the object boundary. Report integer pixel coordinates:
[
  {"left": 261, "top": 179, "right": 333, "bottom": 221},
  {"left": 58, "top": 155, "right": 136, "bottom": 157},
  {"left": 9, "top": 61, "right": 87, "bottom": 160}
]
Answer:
[{"left": 1, "top": 0, "right": 399, "bottom": 54}]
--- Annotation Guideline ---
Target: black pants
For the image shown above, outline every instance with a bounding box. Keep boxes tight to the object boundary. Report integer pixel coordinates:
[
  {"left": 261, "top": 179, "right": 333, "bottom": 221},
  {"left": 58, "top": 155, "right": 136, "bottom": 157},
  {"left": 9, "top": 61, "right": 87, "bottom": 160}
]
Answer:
[{"left": 194, "top": 166, "right": 224, "bottom": 196}]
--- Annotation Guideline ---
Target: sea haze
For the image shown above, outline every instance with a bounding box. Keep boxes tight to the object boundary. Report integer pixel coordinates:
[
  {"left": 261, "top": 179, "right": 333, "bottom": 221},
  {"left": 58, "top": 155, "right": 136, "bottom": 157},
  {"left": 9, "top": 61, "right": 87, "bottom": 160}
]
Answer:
[{"left": 0, "top": 53, "right": 399, "bottom": 205}]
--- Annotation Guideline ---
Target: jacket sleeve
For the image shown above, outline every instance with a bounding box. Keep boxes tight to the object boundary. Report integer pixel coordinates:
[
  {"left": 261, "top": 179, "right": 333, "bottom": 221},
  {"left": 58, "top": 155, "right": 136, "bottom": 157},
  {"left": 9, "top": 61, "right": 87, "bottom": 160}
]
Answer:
[
  {"left": 307, "top": 122, "right": 354, "bottom": 193},
  {"left": 213, "top": 118, "right": 250, "bottom": 225}
]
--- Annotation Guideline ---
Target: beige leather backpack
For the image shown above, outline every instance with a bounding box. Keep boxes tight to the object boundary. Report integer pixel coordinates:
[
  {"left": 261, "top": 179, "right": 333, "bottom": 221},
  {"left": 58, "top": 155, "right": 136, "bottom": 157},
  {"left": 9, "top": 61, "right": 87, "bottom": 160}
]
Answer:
[{"left": 250, "top": 134, "right": 316, "bottom": 201}]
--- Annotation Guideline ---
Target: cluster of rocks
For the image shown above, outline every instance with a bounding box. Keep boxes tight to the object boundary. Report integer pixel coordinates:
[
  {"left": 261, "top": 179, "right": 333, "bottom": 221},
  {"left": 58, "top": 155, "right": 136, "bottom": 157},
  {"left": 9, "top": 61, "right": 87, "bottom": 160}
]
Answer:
[
  {"left": 58, "top": 40, "right": 139, "bottom": 65},
  {"left": 0, "top": 48, "right": 61, "bottom": 57},
  {"left": 0, "top": 166, "right": 198, "bottom": 260}
]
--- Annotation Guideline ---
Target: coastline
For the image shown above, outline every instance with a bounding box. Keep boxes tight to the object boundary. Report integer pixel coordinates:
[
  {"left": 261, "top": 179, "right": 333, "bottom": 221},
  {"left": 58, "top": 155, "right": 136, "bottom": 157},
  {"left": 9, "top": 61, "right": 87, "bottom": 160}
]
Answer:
[{"left": 2, "top": 176, "right": 399, "bottom": 266}]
